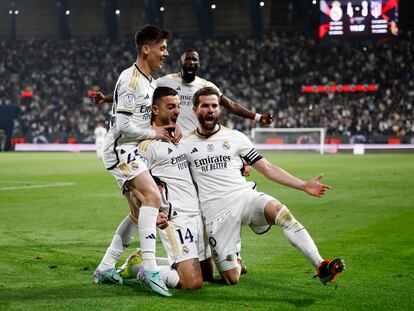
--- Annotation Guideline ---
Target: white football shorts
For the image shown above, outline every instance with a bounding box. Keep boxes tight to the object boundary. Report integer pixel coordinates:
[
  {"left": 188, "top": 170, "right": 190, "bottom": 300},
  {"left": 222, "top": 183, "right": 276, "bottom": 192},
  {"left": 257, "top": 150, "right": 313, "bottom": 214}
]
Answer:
[
  {"left": 205, "top": 189, "right": 274, "bottom": 272},
  {"left": 158, "top": 213, "right": 211, "bottom": 267},
  {"left": 103, "top": 144, "right": 148, "bottom": 193}
]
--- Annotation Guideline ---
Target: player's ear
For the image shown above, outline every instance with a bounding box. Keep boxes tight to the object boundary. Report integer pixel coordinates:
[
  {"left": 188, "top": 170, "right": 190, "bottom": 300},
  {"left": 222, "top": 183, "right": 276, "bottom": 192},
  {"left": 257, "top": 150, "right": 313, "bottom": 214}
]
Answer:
[
  {"left": 152, "top": 104, "right": 159, "bottom": 116},
  {"left": 192, "top": 106, "right": 197, "bottom": 116},
  {"left": 142, "top": 44, "right": 150, "bottom": 56}
]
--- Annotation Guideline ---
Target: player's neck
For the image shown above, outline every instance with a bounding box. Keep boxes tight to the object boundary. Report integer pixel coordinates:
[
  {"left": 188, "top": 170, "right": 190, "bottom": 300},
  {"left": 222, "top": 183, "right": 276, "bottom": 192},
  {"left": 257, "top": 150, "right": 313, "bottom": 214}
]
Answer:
[
  {"left": 197, "top": 124, "right": 220, "bottom": 137},
  {"left": 135, "top": 59, "right": 153, "bottom": 80},
  {"left": 181, "top": 71, "right": 196, "bottom": 83}
]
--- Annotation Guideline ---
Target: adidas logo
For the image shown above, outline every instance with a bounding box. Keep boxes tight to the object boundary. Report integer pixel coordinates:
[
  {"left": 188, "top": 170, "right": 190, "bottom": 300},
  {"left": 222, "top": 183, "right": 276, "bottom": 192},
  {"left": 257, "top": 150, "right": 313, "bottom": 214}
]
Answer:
[
  {"left": 176, "top": 87, "right": 181, "bottom": 90},
  {"left": 168, "top": 148, "right": 173, "bottom": 154},
  {"left": 191, "top": 148, "right": 198, "bottom": 154},
  {"left": 144, "top": 94, "right": 150, "bottom": 99},
  {"left": 173, "top": 211, "right": 178, "bottom": 216},
  {"left": 145, "top": 234, "right": 156, "bottom": 239}
]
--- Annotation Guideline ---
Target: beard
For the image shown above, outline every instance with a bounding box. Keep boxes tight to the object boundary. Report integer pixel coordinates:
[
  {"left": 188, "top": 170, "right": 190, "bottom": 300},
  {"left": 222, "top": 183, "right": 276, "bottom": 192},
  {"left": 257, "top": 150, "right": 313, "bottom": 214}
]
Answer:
[{"left": 197, "top": 113, "right": 217, "bottom": 131}]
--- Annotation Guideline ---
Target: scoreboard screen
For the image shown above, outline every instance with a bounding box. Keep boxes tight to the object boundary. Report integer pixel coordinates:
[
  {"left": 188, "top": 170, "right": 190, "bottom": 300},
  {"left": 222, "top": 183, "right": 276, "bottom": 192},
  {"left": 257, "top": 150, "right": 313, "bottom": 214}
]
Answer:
[{"left": 319, "top": 0, "right": 398, "bottom": 40}]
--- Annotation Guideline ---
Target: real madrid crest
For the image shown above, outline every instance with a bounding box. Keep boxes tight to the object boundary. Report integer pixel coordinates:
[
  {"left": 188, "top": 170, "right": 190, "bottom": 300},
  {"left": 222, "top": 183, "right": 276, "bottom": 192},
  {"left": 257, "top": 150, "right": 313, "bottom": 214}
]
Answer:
[
  {"left": 182, "top": 246, "right": 189, "bottom": 254},
  {"left": 207, "top": 144, "right": 214, "bottom": 152},
  {"left": 222, "top": 140, "right": 230, "bottom": 150}
]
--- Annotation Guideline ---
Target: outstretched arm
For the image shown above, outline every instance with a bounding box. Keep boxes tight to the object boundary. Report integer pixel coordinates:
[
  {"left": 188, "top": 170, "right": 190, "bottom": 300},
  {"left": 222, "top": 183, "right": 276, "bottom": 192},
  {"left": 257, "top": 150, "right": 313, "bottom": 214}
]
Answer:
[
  {"left": 92, "top": 92, "right": 114, "bottom": 104},
  {"left": 252, "top": 158, "right": 331, "bottom": 197},
  {"left": 219, "top": 95, "right": 273, "bottom": 125}
]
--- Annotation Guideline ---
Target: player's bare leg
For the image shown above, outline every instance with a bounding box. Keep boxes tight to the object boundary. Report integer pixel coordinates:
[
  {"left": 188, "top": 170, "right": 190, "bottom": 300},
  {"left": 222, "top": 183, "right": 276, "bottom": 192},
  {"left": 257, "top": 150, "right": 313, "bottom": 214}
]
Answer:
[
  {"left": 264, "top": 200, "right": 344, "bottom": 283},
  {"left": 216, "top": 253, "right": 241, "bottom": 285},
  {"left": 200, "top": 258, "right": 215, "bottom": 282},
  {"left": 176, "top": 258, "right": 203, "bottom": 289}
]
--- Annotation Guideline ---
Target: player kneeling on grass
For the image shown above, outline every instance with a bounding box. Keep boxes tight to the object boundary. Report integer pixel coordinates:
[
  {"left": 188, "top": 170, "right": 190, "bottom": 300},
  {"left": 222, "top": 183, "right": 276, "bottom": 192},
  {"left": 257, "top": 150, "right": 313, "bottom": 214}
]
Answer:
[
  {"left": 181, "top": 86, "right": 345, "bottom": 285},
  {"left": 118, "top": 87, "right": 215, "bottom": 290}
]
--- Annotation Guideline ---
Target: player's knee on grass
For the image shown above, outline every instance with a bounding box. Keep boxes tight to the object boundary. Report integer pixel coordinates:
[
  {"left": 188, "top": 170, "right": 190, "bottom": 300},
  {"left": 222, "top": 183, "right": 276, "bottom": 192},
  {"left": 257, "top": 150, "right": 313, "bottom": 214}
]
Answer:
[
  {"left": 220, "top": 269, "right": 240, "bottom": 285},
  {"left": 264, "top": 200, "right": 284, "bottom": 225},
  {"left": 216, "top": 253, "right": 240, "bottom": 285},
  {"left": 177, "top": 259, "right": 203, "bottom": 290}
]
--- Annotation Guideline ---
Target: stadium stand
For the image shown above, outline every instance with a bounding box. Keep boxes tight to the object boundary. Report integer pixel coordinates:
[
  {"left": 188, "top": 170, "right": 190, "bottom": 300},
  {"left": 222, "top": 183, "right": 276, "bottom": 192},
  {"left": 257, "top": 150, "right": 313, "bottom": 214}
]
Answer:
[{"left": 1, "top": 28, "right": 412, "bottom": 147}]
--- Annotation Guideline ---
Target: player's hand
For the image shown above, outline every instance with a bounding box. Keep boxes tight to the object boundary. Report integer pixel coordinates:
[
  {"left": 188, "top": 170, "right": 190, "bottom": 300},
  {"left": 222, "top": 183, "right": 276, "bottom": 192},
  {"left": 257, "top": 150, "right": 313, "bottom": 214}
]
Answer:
[
  {"left": 153, "top": 125, "right": 175, "bottom": 142},
  {"left": 241, "top": 162, "right": 252, "bottom": 177},
  {"left": 260, "top": 112, "right": 273, "bottom": 125},
  {"left": 304, "top": 173, "right": 331, "bottom": 197},
  {"left": 92, "top": 92, "right": 106, "bottom": 104},
  {"left": 171, "top": 124, "right": 183, "bottom": 144},
  {"left": 156, "top": 212, "right": 169, "bottom": 230}
]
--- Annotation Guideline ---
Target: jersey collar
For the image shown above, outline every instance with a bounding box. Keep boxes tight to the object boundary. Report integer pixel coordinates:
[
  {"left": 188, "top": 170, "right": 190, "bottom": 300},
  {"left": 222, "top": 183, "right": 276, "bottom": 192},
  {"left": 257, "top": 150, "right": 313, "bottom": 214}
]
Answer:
[
  {"left": 196, "top": 124, "right": 221, "bottom": 138},
  {"left": 134, "top": 63, "right": 152, "bottom": 83}
]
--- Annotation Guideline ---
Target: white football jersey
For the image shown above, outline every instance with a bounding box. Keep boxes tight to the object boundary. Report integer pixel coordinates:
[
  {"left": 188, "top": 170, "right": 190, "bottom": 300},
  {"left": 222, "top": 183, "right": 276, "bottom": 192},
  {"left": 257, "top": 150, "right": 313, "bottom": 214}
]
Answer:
[
  {"left": 156, "top": 73, "right": 222, "bottom": 134},
  {"left": 138, "top": 139, "right": 200, "bottom": 218},
  {"left": 103, "top": 64, "right": 156, "bottom": 169},
  {"left": 182, "top": 125, "right": 263, "bottom": 223}
]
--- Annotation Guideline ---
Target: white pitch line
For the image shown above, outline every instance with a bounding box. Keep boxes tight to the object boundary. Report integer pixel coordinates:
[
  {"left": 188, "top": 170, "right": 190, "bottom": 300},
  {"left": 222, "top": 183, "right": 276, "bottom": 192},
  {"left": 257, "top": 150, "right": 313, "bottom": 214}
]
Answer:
[{"left": 0, "top": 182, "right": 76, "bottom": 191}]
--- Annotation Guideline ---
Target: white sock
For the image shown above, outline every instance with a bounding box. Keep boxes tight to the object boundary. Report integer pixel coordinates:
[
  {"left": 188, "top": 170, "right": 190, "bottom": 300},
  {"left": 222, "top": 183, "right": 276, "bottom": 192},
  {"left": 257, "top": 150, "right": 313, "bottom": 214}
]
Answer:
[
  {"left": 98, "top": 215, "right": 139, "bottom": 271},
  {"left": 275, "top": 205, "right": 323, "bottom": 268},
  {"left": 138, "top": 206, "right": 159, "bottom": 270},
  {"left": 158, "top": 265, "right": 180, "bottom": 288}
]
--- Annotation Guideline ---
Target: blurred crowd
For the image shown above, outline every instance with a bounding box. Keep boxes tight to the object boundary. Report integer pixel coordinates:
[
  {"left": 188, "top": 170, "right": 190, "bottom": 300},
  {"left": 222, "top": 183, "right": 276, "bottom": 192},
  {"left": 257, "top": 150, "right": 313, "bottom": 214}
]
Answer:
[{"left": 0, "top": 29, "right": 413, "bottom": 144}]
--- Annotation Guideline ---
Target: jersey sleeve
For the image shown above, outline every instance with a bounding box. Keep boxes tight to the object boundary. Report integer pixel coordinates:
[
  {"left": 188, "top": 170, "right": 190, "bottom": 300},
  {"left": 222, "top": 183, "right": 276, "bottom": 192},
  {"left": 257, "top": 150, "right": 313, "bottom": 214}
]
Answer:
[
  {"left": 115, "top": 78, "right": 137, "bottom": 114},
  {"left": 137, "top": 139, "right": 156, "bottom": 168},
  {"left": 236, "top": 131, "right": 263, "bottom": 165},
  {"left": 206, "top": 80, "right": 223, "bottom": 97}
]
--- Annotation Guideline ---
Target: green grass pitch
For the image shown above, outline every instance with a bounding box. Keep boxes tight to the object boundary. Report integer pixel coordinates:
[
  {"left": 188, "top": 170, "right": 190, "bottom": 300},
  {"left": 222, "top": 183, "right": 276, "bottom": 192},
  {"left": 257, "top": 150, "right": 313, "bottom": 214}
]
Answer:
[{"left": 0, "top": 152, "right": 413, "bottom": 311}]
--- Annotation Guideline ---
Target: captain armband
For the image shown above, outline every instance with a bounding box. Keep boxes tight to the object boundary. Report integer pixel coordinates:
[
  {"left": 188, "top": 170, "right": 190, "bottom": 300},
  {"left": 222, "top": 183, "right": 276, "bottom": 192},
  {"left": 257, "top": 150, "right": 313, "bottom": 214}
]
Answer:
[{"left": 242, "top": 148, "right": 263, "bottom": 165}]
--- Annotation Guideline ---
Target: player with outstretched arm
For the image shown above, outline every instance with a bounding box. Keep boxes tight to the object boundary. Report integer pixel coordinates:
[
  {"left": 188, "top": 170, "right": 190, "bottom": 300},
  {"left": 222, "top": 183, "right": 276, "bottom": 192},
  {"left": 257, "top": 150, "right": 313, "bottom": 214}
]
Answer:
[{"left": 182, "top": 86, "right": 345, "bottom": 285}]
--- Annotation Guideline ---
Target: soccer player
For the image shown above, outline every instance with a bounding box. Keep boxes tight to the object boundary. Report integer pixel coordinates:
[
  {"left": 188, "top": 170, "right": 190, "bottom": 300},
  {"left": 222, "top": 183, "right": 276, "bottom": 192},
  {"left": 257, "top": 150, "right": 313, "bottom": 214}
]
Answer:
[
  {"left": 93, "top": 122, "right": 107, "bottom": 158},
  {"left": 119, "top": 86, "right": 214, "bottom": 289},
  {"left": 182, "top": 87, "right": 345, "bottom": 285},
  {"left": 156, "top": 49, "right": 273, "bottom": 133},
  {"left": 93, "top": 49, "right": 273, "bottom": 134},
  {"left": 93, "top": 24, "right": 173, "bottom": 297}
]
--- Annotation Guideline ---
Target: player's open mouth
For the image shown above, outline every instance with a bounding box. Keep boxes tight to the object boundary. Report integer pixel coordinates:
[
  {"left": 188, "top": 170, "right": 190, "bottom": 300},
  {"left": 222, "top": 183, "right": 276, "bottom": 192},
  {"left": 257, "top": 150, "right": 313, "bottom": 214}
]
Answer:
[{"left": 205, "top": 115, "right": 214, "bottom": 125}]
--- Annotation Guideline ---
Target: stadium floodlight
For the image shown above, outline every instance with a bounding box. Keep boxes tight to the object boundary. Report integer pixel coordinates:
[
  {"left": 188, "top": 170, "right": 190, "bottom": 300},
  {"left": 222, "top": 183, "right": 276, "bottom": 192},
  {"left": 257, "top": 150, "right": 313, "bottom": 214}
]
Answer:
[
  {"left": 160, "top": 6, "right": 165, "bottom": 12},
  {"left": 211, "top": 4, "right": 216, "bottom": 9},
  {"left": 115, "top": 9, "right": 120, "bottom": 15},
  {"left": 260, "top": 2, "right": 265, "bottom": 7},
  {"left": 65, "top": 10, "right": 70, "bottom": 15},
  {"left": 14, "top": 10, "right": 19, "bottom": 15},
  {"left": 251, "top": 127, "right": 326, "bottom": 154}
]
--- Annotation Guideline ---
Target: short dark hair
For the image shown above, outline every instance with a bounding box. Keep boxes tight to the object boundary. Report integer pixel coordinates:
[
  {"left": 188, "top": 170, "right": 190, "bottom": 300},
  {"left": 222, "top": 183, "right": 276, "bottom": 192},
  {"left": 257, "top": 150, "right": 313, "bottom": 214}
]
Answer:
[
  {"left": 135, "top": 24, "right": 171, "bottom": 52},
  {"left": 182, "top": 48, "right": 197, "bottom": 55},
  {"left": 153, "top": 87, "right": 178, "bottom": 106},
  {"left": 193, "top": 87, "right": 220, "bottom": 107}
]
